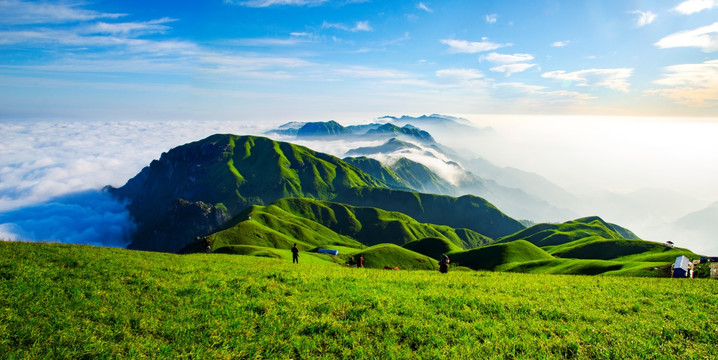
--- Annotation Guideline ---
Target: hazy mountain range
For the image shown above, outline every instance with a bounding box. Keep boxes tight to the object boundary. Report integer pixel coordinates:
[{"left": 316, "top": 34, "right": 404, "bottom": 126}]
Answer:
[{"left": 266, "top": 115, "right": 716, "bottom": 255}]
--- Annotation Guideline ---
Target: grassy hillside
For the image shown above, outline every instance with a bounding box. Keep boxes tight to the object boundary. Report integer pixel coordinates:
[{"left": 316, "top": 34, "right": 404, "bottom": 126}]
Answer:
[
  {"left": 549, "top": 238, "right": 699, "bottom": 261},
  {"left": 402, "top": 237, "right": 463, "bottom": 259},
  {"left": 209, "top": 198, "right": 493, "bottom": 251},
  {"left": 496, "top": 258, "right": 671, "bottom": 277},
  {"left": 110, "top": 134, "right": 387, "bottom": 252},
  {"left": 335, "top": 187, "right": 525, "bottom": 239},
  {"left": 497, "top": 217, "right": 627, "bottom": 247},
  {"left": 391, "top": 157, "right": 456, "bottom": 195},
  {"left": 2, "top": 241, "right": 716, "bottom": 359},
  {"left": 352, "top": 243, "right": 438, "bottom": 270},
  {"left": 343, "top": 156, "right": 413, "bottom": 190},
  {"left": 449, "top": 240, "right": 554, "bottom": 271}
]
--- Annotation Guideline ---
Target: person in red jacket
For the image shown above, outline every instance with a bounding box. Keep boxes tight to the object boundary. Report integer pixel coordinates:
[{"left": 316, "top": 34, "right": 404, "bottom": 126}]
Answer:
[{"left": 439, "top": 254, "right": 450, "bottom": 273}]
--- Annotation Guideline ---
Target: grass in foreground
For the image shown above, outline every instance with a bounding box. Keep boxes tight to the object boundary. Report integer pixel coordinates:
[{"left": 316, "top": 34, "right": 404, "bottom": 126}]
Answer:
[{"left": 1, "top": 241, "right": 717, "bottom": 359}]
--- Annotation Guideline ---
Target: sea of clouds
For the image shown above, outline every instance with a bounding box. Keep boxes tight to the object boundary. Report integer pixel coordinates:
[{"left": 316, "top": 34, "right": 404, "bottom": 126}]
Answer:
[{"left": 0, "top": 119, "right": 269, "bottom": 247}]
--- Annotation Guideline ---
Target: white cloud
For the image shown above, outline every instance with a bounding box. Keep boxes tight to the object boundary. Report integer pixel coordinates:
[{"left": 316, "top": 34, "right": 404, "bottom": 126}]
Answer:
[
  {"left": 0, "top": 28, "right": 198, "bottom": 55},
  {"left": 332, "top": 65, "right": 411, "bottom": 79},
  {"left": 199, "top": 53, "right": 312, "bottom": 78},
  {"left": 225, "top": 0, "right": 328, "bottom": 7},
  {"left": 435, "top": 68, "right": 483, "bottom": 82},
  {"left": 417, "top": 2, "right": 433, "bottom": 12},
  {"left": 80, "top": 18, "right": 176, "bottom": 36},
  {"left": 490, "top": 63, "right": 536, "bottom": 76},
  {"left": 322, "top": 20, "right": 373, "bottom": 32},
  {"left": 0, "top": 120, "right": 267, "bottom": 212},
  {"left": 0, "top": 120, "right": 270, "bottom": 247},
  {"left": 482, "top": 52, "right": 534, "bottom": 64},
  {"left": 494, "top": 82, "right": 546, "bottom": 93},
  {"left": 542, "top": 68, "right": 634, "bottom": 92},
  {"left": 353, "top": 20, "right": 372, "bottom": 32},
  {"left": 0, "top": 0, "right": 124, "bottom": 25},
  {"left": 673, "top": 0, "right": 718, "bottom": 14},
  {"left": 551, "top": 40, "right": 570, "bottom": 47},
  {"left": 481, "top": 53, "right": 535, "bottom": 76},
  {"left": 440, "top": 38, "right": 509, "bottom": 53},
  {"left": 485, "top": 14, "right": 498, "bottom": 24},
  {"left": 647, "top": 60, "right": 718, "bottom": 107},
  {"left": 629, "top": 10, "right": 656, "bottom": 27},
  {"left": 654, "top": 22, "right": 718, "bottom": 52}
]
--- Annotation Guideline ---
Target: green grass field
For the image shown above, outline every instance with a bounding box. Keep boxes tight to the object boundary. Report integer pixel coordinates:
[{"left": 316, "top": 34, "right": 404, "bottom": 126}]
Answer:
[{"left": 1, "top": 241, "right": 717, "bottom": 359}]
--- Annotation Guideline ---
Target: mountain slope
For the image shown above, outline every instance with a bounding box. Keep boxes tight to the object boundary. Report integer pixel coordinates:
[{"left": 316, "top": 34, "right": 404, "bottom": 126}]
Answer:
[
  {"left": 449, "top": 240, "right": 554, "bottom": 270},
  {"left": 496, "top": 216, "right": 638, "bottom": 247},
  {"left": 208, "top": 197, "right": 493, "bottom": 251},
  {"left": 109, "top": 134, "right": 386, "bottom": 252},
  {"left": 402, "top": 237, "right": 464, "bottom": 259},
  {"left": 335, "top": 187, "right": 525, "bottom": 239},
  {"left": 342, "top": 156, "right": 413, "bottom": 190}
]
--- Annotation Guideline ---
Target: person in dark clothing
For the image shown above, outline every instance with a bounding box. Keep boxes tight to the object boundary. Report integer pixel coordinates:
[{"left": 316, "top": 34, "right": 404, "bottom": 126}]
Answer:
[
  {"left": 439, "top": 254, "right": 450, "bottom": 273},
  {"left": 202, "top": 237, "right": 211, "bottom": 254},
  {"left": 291, "top": 243, "right": 299, "bottom": 264}
]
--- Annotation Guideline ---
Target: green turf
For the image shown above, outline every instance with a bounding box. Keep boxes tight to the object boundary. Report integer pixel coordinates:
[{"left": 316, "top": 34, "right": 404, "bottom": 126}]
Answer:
[{"left": 2, "top": 241, "right": 716, "bottom": 359}]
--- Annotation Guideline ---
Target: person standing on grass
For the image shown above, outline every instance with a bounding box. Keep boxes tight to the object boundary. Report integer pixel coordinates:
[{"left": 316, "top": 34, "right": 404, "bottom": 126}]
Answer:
[
  {"left": 359, "top": 255, "right": 364, "bottom": 268},
  {"left": 439, "top": 254, "right": 450, "bottom": 273},
  {"left": 291, "top": 243, "right": 299, "bottom": 264},
  {"left": 202, "top": 237, "right": 211, "bottom": 254}
]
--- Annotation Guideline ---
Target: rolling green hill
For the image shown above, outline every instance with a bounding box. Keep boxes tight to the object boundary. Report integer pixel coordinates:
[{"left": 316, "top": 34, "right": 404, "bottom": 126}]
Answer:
[
  {"left": 353, "top": 243, "right": 438, "bottom": 270},
  {"left": 402, "top": 237, "right": 463, "bottom": 259},
  {"left": 449, "top": 240, "right": 554, "bottom": 271},
  {"left": 207, "top": 197, "right": 493, "bottom": 251},
  {"left": 495, "top": 258, "right": 670, "bottom": 277},
  {"left": 496, "top": 216, "right": 637, "bottom": 247},
  {"left": 548, "top": 237, "right": 699, "bottom": 261},
  {"left": 335, "top": 187, "right": 525, "bottom": 240}
]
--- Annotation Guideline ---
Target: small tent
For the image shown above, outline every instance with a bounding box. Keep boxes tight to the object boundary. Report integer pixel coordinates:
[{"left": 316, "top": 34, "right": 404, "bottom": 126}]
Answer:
[
  {"left": 317, "top": 248, "right": 339, "bottom": 255},
  {"left": 673, "top": 255, "right": 690, "bottom": 278}
]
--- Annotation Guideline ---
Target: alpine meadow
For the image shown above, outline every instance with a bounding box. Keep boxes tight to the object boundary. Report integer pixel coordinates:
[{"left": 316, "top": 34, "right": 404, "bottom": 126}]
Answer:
[{"left": 2, "top": 0, "right": 718, "bottom": 359}]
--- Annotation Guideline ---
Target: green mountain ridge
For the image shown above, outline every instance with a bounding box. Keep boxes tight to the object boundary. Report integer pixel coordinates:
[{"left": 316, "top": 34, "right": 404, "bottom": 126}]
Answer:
[
  {"left": 110, "top": 134, "right": 386, "bottom": 252},
  {"left": 207, "top": 197, "right": 494, "bottom": 252},
  {"left": 496, "top": 216, "right": 638, "bottom": 247},
  {"left": 110, "top": 134, "right": 523, "bottom": 253}
]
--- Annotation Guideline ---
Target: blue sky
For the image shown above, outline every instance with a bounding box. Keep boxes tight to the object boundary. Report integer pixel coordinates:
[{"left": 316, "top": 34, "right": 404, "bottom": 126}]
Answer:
[{"left": 0, "top": 0, "right": 717, "bottom": 121}]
